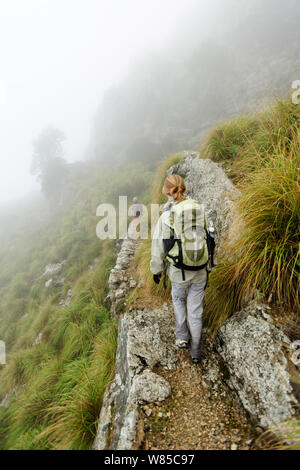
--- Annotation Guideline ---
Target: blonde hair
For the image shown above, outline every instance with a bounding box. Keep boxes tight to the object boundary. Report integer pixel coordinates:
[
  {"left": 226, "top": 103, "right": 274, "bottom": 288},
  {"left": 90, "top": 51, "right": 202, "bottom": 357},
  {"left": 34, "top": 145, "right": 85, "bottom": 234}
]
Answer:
[{"left": 162, "top": 174, "right": 186, "bottom": 203}]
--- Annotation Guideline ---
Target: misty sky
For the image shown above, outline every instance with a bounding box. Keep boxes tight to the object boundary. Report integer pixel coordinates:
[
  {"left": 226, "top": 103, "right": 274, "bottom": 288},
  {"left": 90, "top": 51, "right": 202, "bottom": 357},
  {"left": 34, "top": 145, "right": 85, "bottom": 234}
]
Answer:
[{"left": 0, "top": 0, "right": 221, "bottom": 204}]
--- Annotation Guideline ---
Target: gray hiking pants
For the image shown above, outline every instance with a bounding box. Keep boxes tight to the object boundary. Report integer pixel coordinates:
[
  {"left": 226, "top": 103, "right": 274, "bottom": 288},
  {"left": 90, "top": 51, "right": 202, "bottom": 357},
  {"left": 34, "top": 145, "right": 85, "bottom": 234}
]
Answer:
[{"left": 171, "top": 280, "right": 206, "bottom": 359}]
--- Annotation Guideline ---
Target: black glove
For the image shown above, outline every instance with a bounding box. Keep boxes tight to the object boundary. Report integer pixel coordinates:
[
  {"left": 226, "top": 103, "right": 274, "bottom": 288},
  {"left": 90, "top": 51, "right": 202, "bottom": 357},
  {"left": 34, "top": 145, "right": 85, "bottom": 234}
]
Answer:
[{"left": 153, "top": 273, "right": 162, "bottom": 285}]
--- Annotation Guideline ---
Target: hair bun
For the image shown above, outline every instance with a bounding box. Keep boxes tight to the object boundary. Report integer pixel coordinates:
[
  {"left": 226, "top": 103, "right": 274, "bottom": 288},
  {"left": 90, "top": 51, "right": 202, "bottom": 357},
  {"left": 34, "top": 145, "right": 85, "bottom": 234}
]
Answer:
[
  {"left": 170, "top": 185, "right": 179, "bottom": 195},
  {"left": 162, "top": 174, "right": 186, "bottom": 202}
]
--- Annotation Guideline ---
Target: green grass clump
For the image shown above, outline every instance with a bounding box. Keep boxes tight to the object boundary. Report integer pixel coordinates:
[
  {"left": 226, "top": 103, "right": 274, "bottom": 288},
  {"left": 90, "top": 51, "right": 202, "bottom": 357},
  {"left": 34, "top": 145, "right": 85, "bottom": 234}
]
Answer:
[
  {"left": 204, "top": 99, "right": 300, "bottom": 333},
  {"left": 33, "top": 322, "right": 117, "bottom": 450},
  {"left": 202, "top": 98, "right": 300, "bottom": 180},
  {"left": 202, "top": 115, "right": 260, "bottom": 162},
  {"left": 259, "top": 417, "right": 300, "bottom": 450}
]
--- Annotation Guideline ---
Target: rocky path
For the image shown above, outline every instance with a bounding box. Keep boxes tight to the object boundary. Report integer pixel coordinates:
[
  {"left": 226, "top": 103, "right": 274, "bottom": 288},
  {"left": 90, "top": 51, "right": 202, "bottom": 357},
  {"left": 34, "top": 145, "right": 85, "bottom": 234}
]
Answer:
[
  {"left": 94, "top": 152, "right": 298, "bottom": 450},
  {"left": 141, "top": 327, "right": 258, "bottom": 451}
]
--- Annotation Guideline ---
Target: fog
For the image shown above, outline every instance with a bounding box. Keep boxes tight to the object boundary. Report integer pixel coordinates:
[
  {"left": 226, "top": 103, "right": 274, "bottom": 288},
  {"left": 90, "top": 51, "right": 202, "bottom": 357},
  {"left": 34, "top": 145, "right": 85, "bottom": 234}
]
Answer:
[
  {"left": 0, "top": 0, "right": 205, "bottom": 204},
  {"left": 1, "top": 0, "right": 299, "bottom": 206}
]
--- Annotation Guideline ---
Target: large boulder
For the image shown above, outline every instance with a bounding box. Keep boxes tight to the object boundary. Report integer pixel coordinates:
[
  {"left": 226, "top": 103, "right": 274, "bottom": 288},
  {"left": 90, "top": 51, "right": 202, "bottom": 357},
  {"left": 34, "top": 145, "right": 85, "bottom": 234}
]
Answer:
[
  {"left": 93, "top": 304, "right": 177, "bottom": 450},
  {"left": 217, "top": 300, "right": 298, "bottom": 429},
  {"left": 168, "top": 151, "right": 240, "bottom": 246}
]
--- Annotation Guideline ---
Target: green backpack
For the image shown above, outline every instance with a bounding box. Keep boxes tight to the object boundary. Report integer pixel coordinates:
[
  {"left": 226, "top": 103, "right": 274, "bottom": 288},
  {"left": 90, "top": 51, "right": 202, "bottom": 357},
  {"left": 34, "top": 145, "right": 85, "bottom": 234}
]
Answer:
[{"left": 163, "top": 199, "right": 213, "bottom": 281}]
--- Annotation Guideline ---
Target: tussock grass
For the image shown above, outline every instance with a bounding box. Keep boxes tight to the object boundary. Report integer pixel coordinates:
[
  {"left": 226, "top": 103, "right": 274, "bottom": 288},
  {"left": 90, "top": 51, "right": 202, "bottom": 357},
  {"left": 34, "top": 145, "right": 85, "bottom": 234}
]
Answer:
[
  {"left": 204, "top": 98, "right": 300, "bottom": 333},
  {"left": 257, "top": 415, "right": 300, "bottom": 450},
  {"left": 34, "top": 322, "right": 117, "bottom": 450},
  {"left": 1, "top": 262, "right": 118, "bottom": 449},
  {"left": 133, "top": 239, "right": 171, "bottom": 302},
  {"left": 202, "top": 115, "right": 259, "bottom": 162},
  {"left": 202, "top": 98, "right": 300, "bottom": 181}
]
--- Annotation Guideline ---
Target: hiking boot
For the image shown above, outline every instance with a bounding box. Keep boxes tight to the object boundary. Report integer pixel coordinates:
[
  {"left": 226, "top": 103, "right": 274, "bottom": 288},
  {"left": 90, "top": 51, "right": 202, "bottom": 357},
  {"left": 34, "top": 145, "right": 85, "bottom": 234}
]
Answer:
[
  {"left": 192, "top": 357, "right": 200, "bottom": 364},
  {"left": 176, "top": 339, "right": 189, "bottom": 349}
]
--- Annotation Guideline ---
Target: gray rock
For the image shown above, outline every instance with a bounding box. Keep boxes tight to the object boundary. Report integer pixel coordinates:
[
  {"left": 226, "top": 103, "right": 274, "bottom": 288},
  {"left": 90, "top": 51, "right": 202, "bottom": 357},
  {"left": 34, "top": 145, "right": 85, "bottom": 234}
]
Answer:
[
  {"left": 0, "top": 386, "right": 18, "bottom": 408},
  {"left": 217, "top": 301, "right": 297, "bottom": 429},
  {"left": 45, "top": 278, "right": 53, "bottom": 288},
  {"left": 54, "top": 277, "right": 66, "bottom": 287},
  {"left": 108, "top": 237, "right": 139, "bottom": 318},
  {"left": 290, "top": 341, "right": 300, "bottom": 366},
  {"left": 32, "top": 332, "right": 43, "bottom": 346},
  {"left": 203, "top": 357, "right": 221, "bottom": 388},
  {"left": 131, "top": 370, "right": 171, "bottom": 404},
  {"left": 42, "top": 262, "right": 64, "bottom": 279},
  {"left": 114, "top": 288, "right": 125, "bottom": 300},
  {"left": 93, "top": 304, "right": 176, "bottom": 450},
  {"left": 168, "top": 152, "right": 240, "bottom": 248},
  {"left": 59, "top": 289, "right": 73, "bottom": 307},
  {"left": 114, "top": 238, "right": 137, "bottom": 271}
]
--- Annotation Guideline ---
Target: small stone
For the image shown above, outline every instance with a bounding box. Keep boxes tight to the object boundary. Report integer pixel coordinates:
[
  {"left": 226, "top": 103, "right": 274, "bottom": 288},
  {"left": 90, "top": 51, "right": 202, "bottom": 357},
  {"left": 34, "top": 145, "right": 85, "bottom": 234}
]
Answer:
[
  {"left": 45, "top": 278, "right": 53, "bottom": 288},
  {"left": 32, "top": 332, "right": 43, "bottom": 346},
  {"left": 115, "top": 288, "right": 125, "bottom": 299},
  {"left": 231, "top": 443, "right": 238, "bottom": 450}
]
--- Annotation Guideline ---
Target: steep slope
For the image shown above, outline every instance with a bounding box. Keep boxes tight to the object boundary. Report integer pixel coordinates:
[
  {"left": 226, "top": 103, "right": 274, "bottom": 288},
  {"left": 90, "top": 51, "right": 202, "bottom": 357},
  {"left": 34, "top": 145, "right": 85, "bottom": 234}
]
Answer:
[
  {"left": 94, "top": 140, "right": 299, "bottom": 450},
  {"left": 0, "top": 160, "right": 154, "bottom": 449}
]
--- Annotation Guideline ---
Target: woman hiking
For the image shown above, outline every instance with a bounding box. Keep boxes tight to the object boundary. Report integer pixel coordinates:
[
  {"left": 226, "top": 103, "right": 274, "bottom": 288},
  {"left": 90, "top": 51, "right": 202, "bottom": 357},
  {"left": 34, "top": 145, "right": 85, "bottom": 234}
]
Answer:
[{"left": 150, "top": 174, "right": 213, "bottom": 364}]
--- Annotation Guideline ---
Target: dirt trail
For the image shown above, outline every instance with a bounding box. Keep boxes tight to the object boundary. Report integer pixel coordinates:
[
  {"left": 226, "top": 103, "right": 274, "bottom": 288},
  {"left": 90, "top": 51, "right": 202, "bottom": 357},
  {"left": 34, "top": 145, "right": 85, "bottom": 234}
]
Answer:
[
  {"left": 108, "top": 228, "right": 260, "bottom": 449},
  {"left": 141, "top": 331, "right": 259, "bottom": 450}
]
